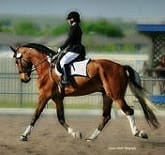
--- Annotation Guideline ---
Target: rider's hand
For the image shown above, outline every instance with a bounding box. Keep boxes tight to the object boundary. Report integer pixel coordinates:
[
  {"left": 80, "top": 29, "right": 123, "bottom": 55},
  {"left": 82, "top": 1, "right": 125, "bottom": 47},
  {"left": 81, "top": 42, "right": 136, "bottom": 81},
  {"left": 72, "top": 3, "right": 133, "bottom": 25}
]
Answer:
[{"left": 57, "top": 48, "right": 61, "bottom": 53}]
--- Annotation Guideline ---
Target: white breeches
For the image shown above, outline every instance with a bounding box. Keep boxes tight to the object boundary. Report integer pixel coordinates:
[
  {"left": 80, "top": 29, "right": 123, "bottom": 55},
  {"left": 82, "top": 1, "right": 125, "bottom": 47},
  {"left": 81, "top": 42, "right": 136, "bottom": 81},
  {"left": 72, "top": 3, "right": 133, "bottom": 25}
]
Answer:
[{"left": 60, "top": 52, "right": 79, "bottom": 68}]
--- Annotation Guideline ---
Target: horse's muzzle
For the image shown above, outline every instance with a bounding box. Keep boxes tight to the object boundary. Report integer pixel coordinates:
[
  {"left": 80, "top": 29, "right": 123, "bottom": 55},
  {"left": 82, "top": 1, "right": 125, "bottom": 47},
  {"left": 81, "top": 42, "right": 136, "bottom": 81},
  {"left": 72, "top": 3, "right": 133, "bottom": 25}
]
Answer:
[{"left": 19, "top": 73, "right": 31, "bottom": 83}]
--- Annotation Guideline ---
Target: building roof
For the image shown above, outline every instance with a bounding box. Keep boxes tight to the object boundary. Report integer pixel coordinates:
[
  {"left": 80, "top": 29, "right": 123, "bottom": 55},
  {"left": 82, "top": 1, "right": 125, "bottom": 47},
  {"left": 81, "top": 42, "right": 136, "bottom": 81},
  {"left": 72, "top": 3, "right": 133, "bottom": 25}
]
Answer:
[{"left": 137, "top": 24, "right": 165, "bottom": 32}]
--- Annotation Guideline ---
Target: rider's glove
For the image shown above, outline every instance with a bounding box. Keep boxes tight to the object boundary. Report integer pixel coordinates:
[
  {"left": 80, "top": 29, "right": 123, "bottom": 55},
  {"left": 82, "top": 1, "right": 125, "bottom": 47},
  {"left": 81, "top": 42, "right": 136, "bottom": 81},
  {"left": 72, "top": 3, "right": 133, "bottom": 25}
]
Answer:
[
  {"left": 51, "top": 48, "right": 61, "bottom": 63},
  {"left": 57, "top": 48, "right": 61, "bottom": 53}
]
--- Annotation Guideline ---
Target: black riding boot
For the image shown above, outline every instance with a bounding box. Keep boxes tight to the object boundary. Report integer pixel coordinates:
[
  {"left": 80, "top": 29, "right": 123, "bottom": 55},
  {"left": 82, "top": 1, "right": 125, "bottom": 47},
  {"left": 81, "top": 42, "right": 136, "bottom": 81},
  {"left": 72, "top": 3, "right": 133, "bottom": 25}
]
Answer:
[{"left": 61, "top": 65, "right": 70, "bottom": 85}]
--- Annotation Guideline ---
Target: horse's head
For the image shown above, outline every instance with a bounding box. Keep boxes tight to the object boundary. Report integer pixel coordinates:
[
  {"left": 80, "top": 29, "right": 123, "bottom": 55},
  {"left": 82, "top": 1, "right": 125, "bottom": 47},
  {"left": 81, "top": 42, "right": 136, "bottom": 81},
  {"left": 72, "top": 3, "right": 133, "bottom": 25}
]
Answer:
[
  {"left": 10, "top": 43, "right": 58, "bottom": 83},
  {"left": 10, "top": 46, "right": 33, "bottom": 83}
]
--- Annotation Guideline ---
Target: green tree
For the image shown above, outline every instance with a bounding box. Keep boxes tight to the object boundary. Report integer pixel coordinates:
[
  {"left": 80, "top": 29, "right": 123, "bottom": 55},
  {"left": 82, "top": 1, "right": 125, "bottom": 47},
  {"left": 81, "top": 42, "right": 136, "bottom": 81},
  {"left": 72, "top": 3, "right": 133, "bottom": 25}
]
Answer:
[
  {"left": 82, "top": 19, "right": 124, "bottom": 37},
  {"left": 50, "top": 19, "right": 124, "bottom": 37},
  {"left": 0, "top": 18, "right": 11, "bottom": 32},
  {"left": 51, "top": 23, "right": 68, "bottom": 35},
  {"left": 14, "top": 21, "right": 40, "bottom": 36}
]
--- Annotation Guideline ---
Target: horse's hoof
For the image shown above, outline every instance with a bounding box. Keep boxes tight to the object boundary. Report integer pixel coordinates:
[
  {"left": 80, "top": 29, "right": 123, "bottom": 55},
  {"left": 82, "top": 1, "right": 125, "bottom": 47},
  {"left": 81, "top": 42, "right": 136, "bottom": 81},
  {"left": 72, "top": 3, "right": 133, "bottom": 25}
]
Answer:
[
  {"left": 20, "top": 135, "right": 28, "bottom": 141},
  {"left": 85, "top": 138, "right": 92, "bottom": 142},
  {"left": 85, "top": 128, "right": 100, "bottom": 142},
  {"left": 135, "top": 131, "right": 148, "bottom": 139},
  {"left": 139, "top": 131, "right": 148, "bottom": 139}
]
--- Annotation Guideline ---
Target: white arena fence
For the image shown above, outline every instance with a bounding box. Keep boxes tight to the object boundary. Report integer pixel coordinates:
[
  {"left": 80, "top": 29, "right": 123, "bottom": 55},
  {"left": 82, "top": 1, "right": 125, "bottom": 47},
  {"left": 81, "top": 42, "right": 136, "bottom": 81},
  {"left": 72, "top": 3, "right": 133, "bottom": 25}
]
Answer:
[{"left": 0, "top": 55, "right": 164, "bottom": 108}]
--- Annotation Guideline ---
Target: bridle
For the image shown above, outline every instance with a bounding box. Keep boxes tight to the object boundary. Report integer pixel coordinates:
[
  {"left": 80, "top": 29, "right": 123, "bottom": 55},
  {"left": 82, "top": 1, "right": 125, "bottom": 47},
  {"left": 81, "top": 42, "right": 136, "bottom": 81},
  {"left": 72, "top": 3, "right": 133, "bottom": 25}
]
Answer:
[
  {"left": 15, "top": 55, "right": 32, "bottom": 74},
  {"left": 14, "top": 50, "right": 47, "bottom": 76}
]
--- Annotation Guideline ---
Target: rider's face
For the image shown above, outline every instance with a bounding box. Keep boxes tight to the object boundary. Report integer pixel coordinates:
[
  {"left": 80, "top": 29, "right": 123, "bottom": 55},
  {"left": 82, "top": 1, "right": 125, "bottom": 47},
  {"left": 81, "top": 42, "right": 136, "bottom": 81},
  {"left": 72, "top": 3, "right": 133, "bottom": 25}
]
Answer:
[
  {"left": 67, "top": 18, "right": 74, "bottom": 25},
  {"left": 67, "top": 19, "right": 71, "bottom": 25}
]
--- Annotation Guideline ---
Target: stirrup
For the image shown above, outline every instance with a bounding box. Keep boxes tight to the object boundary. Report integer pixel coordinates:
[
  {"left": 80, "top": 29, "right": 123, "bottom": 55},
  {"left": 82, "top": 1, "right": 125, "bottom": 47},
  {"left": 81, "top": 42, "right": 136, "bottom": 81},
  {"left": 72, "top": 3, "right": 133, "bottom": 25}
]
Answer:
[
  {"left": 61, "top": 80, "right": 70, "bottom": 85},
  {"left": 58, "top": 80, "right": 70, "bottom": 90}
]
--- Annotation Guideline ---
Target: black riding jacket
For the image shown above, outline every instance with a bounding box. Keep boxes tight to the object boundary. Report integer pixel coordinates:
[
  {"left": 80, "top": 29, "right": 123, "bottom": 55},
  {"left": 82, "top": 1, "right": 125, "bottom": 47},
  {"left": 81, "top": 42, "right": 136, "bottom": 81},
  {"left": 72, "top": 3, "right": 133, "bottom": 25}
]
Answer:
[{"left": 60, "top": 23, "right": 85, "bottom": 58}]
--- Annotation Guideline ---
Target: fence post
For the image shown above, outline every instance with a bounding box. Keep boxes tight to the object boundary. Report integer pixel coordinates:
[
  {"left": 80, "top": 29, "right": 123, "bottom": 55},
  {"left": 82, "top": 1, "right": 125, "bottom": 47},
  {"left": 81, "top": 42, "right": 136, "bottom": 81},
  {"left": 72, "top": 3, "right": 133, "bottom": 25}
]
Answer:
[{"left": 19, "top": 81, "right": 23, "bottom": 107}]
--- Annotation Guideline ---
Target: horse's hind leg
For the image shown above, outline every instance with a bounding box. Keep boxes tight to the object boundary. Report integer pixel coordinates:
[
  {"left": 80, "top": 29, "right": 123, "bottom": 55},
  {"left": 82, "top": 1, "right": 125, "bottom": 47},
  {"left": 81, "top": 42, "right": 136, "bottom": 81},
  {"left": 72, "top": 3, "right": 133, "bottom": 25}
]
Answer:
[
  {"left": 86, "top": 93, "right": 112, "bottom": 141},
  {"left": 116, "top": 98, "right": 148, "bottom": 138}
]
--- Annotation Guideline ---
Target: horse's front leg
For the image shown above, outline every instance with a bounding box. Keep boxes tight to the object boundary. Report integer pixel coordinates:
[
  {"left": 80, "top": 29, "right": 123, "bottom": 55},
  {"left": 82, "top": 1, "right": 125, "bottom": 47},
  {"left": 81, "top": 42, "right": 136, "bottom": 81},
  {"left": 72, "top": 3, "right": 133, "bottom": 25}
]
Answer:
[
  {"left": 86, "top": 94, "right": 112, "bottom": 141},
  {"left": 52, "top": 97, "right": 82, "bottom": 139},
  {"left": 20, "top": 95, "right": 49, "bottom": 141}
]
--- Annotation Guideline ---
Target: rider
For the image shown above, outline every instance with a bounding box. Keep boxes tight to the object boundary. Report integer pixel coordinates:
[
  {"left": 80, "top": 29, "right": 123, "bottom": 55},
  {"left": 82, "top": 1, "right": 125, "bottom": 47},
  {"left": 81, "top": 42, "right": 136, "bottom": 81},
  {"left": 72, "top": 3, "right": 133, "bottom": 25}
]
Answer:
[{"left": 57, "top": 11, "right": 86, "bottom": 86}]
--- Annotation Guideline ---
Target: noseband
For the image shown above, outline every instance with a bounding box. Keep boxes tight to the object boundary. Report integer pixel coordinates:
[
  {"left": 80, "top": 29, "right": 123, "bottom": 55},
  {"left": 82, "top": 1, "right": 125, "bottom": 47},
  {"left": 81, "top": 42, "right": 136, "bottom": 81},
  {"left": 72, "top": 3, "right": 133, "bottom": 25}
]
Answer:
[
  {"left": 15, "top": 52, "right": 47, "bottom": 75},
  {"left": 15, "top": 53, "right": 32, "bottom": 75}
]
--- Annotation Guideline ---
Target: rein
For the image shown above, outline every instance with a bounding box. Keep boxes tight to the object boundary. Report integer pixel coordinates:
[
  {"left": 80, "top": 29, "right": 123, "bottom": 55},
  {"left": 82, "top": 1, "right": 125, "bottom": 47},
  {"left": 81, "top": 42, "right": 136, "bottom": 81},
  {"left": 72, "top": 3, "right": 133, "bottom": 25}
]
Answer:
[
  {"left": 18, "top": 56, "right": 48, "bottom": 74},
  {"left": 31, "top": 57, "right": 48, "bottom": 72}
]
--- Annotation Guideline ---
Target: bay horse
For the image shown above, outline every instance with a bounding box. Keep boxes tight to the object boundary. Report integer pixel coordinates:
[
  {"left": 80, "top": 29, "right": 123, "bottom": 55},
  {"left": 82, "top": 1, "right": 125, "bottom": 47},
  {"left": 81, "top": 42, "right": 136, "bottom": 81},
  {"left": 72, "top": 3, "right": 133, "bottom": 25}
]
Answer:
[{"left": 10, "top": 43, "right": 159, "bottom": 141}]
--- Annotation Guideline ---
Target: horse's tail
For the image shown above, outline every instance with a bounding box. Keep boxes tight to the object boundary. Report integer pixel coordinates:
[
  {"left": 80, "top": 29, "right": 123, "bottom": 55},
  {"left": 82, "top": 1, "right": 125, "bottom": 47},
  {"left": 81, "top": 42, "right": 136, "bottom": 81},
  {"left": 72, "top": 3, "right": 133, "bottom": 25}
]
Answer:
[{"left": 124, "top": 65, "right": 160, "bottom": 128}]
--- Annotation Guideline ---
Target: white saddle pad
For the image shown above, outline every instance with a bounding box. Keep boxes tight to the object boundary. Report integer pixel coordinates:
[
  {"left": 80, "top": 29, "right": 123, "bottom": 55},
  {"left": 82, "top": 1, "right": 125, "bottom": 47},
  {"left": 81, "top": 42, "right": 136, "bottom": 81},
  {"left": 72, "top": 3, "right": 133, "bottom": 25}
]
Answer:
[
  {"left": 70, "top": 59, "right": 90, "bottom": 76},
  {"left": 55, "top": 59, "right": 90, "bottom": 77}
]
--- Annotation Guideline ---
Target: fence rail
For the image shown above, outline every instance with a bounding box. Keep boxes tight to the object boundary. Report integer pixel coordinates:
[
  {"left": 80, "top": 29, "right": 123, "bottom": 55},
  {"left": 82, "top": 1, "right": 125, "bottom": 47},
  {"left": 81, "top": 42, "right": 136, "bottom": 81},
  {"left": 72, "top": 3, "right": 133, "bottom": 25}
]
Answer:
[
  {"left": 0, "top": 57, "right": 164, "bottom": 108},
  {"left": 0, "top": 72, "right": 164, "bottom": 108}
]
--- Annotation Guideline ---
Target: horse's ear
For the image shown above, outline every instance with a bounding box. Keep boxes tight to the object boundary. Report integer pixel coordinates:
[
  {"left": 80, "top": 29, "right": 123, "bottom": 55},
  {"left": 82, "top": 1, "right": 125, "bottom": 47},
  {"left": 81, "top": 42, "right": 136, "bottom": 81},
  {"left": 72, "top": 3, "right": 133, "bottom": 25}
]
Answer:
[
  {"left": 10, "top": 46, "right": 17, "bottom": 52},
  {"left": 10, "top": 46, "right": 17, "bottom": 57}
]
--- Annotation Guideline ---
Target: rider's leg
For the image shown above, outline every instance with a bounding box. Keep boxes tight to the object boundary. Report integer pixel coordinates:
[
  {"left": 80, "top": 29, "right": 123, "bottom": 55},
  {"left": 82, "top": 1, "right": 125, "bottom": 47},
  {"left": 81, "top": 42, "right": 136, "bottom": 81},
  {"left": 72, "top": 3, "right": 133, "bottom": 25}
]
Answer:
[
  {"left": 60, "top": 52, "right": 79, "bottom": 85},
  {"left": 62, "top": 65, "right": 70, "bottom": 84}
]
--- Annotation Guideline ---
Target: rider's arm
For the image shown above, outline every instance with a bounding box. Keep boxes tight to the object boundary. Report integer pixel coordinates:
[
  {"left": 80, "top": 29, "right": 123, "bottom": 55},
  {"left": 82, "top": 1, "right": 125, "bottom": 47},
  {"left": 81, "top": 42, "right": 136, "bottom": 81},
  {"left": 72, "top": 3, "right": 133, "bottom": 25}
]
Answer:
[{"left": 59, "top": 26, "right": 74, "bottom": 51}]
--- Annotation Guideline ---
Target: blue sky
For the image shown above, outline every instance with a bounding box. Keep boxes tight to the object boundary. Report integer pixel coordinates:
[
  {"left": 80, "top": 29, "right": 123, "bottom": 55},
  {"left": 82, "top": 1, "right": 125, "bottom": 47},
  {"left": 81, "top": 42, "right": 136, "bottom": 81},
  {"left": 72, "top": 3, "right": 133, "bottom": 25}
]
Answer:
[{"left": 0, "top": 0, "right": 165, "bottom": 19}]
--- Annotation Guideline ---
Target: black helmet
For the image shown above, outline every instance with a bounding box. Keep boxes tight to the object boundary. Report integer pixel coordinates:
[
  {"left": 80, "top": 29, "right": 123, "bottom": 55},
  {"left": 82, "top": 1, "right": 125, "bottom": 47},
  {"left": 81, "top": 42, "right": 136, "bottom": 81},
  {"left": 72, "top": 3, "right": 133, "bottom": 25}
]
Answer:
[{"left": 66, "top": 11, "right": 80, "bottom": 23}]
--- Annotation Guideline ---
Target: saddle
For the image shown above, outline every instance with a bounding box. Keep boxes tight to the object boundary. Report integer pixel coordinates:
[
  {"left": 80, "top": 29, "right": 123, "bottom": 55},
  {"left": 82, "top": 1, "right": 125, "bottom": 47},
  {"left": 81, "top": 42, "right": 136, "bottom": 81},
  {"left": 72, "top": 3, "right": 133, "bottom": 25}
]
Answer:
[{"left": 55, "top": 58, "right": 90, "bottom": 77}]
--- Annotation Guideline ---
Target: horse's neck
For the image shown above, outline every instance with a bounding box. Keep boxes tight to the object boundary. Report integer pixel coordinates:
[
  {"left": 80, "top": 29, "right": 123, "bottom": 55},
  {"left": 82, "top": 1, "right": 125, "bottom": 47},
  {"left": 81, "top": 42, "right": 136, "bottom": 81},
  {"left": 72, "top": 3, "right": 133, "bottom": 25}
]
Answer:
[
  {"left": 31, "top": 54, "right": 59, "bottom": 84},
  {"left": 31, "top": 55, "right": 49, "bottom": 75}
]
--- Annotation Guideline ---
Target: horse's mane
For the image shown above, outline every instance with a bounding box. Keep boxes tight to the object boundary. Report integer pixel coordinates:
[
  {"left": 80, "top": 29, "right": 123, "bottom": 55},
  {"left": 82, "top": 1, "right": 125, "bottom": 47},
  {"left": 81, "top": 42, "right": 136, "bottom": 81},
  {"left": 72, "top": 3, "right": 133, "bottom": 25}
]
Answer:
[{"left": 22, "top": 43, "right": 56, "bottom": 56}]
